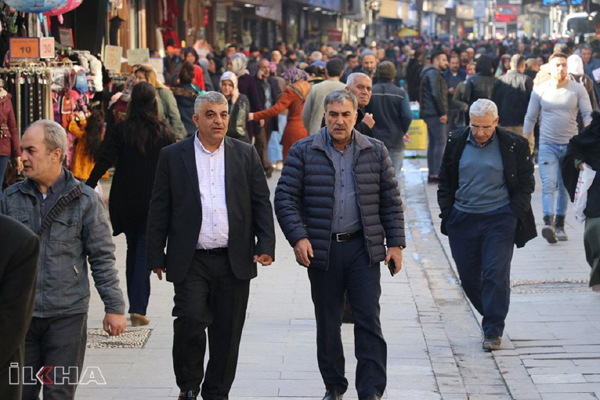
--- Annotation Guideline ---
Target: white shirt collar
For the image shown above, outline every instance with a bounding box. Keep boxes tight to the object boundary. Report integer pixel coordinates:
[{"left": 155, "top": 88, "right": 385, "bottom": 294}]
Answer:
[{"left": 194, "top": 131, "right": 224, "bottom": 155}]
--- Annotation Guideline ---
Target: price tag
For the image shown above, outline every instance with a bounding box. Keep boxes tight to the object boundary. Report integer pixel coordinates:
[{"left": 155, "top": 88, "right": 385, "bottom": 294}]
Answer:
[
  {"left": 59, "top": 28, "right": 74, "bottom": 48},
  {"left": 40, "top": 37, "right": 55, "bottom": 59},
  {"left": 10, "top": 38, "right": 40, "bottom": 60},
  {"left": 127, "top": 48, "right": 149, "bottom": 65},
  {"left": 104, "top": 45, "right": 123, "bottom": 71}
]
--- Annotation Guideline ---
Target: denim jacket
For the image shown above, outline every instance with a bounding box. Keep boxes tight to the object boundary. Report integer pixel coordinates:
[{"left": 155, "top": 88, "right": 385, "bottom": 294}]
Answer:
[{"left": 0, "top": 169, "right": 125, "bottom": 318}]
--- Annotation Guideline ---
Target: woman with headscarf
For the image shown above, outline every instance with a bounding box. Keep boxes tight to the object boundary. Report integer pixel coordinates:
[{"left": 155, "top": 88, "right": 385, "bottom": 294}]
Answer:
[
  {"left": 207, "top": 53, "right": 224, "bottom": 91},
  {"left": 220, "top": 71, "right": 251, "bottom": 143},
  {"left": 135, "top": 65, "right": 187, "bottom": 139},
  {"left": 248, "top": 68, "right": 311, "bottom": 159},
  {"left": 568, "top": 54, "right": 598, "bottom": 131},
  {"left": 498, "top": 54, "right": 511, "bottom": 76},
  {"left": 230, "top": 52, "right": 264, "bottom": 140}
]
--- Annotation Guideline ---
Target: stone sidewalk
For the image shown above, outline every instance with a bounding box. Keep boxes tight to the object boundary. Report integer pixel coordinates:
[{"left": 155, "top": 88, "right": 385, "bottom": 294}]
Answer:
[{"left": 72, "top": 155, "right": 600, "bottom": 399}]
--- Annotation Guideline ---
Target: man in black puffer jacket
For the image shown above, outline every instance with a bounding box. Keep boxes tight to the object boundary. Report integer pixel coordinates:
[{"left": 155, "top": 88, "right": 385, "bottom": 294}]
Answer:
[
  {"left": 275, "top": 90, "right": 405, "bottom": 400},
  {"left": 419, "top": 50, "right": 449, "bottom": 183}
]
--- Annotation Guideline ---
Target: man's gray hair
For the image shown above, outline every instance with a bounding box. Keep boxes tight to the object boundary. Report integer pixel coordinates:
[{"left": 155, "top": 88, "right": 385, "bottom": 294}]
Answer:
[
  {"left": 194, "top": 91, "right": 228, "bottom": 114},
  {"left": 346, "top": 72, "right": 371, "bottom": 88},
  {"left": 311, "top": 51, "right": 323, "bottom": 62},
  {"left": 27, "top": 119, "right": 67, "bottom": 162},
  {"left": 469, "top": 99, "right": 498, "bottom": 119},
  {"left": 323, "top": 89, "right": 358, "bottom": 112}
]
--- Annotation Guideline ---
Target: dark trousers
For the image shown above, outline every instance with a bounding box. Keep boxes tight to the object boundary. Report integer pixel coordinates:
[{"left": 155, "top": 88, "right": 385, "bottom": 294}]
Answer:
[
  {"left": 307, "top": 237, "right": 386, "bottom": 398},
  {"left": 423, "top": 116, "right": 448, "bottom": 177},
  {"left": 22, "top": 313, "right": 87, "bottom": 400},
  {"left": 172, "top": 251, "right": 250, "bottom": 399},
  {"left": 254, "top": 119, "right": 274, "bottom": 170},
  {"left": 446, "top": 204, "right": 517, "bottom": 337},
  {"left": 125, "top": 232, "right": 151, "bottom": 315}
]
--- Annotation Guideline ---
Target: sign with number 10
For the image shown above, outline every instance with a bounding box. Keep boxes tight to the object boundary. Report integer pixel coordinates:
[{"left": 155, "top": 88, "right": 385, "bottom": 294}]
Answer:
[{"left": 10, "top": 38, "right": 40, "bottom": 60}]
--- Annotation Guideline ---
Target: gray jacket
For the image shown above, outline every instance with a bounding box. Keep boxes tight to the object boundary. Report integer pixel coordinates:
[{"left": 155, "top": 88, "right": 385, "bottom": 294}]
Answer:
[{"left": 0, "top": 169, "right": 125, "bottom": 318}]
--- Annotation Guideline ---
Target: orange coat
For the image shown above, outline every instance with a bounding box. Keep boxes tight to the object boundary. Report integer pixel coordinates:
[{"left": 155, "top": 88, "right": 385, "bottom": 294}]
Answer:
[
  {"left": 68, "top": 120, "right": 109, "bottom": 181},
  {"left": 253, "top": 80, "right": 311, "bottom": 159}
]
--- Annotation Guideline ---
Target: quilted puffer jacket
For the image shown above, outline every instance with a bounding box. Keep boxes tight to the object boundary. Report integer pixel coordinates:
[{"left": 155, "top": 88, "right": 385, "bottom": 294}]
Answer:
[{"left": 274, "top": 128, "right": 406, "bottom": 270}]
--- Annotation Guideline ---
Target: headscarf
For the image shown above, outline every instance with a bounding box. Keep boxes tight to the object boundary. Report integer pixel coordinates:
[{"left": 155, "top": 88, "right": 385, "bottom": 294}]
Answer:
[
  {"left": 269, "top": 61, "right": 277, "bottom": 75},
  {"left": 230, "top": 53, "right": 249, "bottom": 77},
  {"left": 220, "top": 71, "right": 238, "bottom": 89},
  {"left": 282, "top": 68, "right": 308, "bottom": 84},
  {"left": 568, "top": 54, "right": 584, "bottom": 76}
]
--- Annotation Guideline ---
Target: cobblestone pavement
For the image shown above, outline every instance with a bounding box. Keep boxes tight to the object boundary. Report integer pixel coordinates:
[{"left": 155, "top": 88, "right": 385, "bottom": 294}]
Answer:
[{"left": 73, "top": 155, "right": 599, "bottom": 399}]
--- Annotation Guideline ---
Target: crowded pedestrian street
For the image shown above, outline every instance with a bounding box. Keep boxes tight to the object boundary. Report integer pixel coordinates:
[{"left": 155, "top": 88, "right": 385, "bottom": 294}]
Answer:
[{"left": 69, "top": 155, "right": 598, "bottom": 400}]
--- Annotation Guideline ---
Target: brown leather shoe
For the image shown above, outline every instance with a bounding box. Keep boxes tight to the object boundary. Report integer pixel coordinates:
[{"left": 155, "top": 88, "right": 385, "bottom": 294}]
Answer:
[{"left": 130, "top": 313, "right": 150, "bottom": 327}]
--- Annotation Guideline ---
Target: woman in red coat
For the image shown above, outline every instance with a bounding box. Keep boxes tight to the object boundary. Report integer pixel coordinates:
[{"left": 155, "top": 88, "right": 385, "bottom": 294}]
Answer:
[
  {"left": 0, "top": 90, "right": 22, "bottom": 194},
  {"left": 249, "top": 68, "right": 311, "bottom": 160}
]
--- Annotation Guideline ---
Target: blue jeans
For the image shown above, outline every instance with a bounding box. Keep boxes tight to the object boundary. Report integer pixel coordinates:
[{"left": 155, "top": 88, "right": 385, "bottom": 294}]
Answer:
[
  {"left": 0, "top": 156, "right": 9, "bottom": 196},
  {"left": 424, "top": 116, "right": 447, "bottom": 177},
  {"left": 446, "top": 204, "right": 517, "bottom": 337},
  {"left": 538, "top": 142, "right": 569, "bottom": 217},
  {"left": 389, "top": 148, "right": 405, "bottom": 179},
  {"left": 125, "top": 232, "right": 151, "bottom": 315}
]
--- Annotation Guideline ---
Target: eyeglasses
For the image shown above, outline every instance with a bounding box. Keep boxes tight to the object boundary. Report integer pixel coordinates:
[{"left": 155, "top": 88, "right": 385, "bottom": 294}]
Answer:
[{"left": 470, "top": 125, "right": 495, "bottom": 132}]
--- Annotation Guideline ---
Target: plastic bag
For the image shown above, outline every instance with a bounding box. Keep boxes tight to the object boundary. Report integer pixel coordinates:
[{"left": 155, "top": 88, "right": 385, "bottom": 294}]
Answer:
[{"left": 573, "top": 163, "right": 597, "bottom": 224}]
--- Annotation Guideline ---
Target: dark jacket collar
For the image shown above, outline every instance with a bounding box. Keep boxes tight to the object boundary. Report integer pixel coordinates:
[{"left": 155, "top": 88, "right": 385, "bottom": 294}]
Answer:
[
  {"left": 312, "top": 127, "right": 374, "bottom": 153},
  {"left": 20, "top": 167, "right": 80, "bottom": 197}
]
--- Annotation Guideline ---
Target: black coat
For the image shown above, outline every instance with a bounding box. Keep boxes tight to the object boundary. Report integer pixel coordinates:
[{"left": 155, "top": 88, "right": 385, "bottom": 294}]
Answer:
[
  {"left": 146, "top": 136, "right": 276, "bottom": 283},
  {"left": 172, "top": 83, "right": 201, "bottom": 138},
  {"left": 86, "top": 121, "right": 176, "bottom": 235},
  {"left": 562, "top": 111, "right": 600, "bottom": 218},
  {"left": 255, "top": 76, "right": 283, "bottom": 132},
  {"left": 491, "top": 71, "right": 533, "bottom": 127},
  {"left": 275, "top": 128, "right": 406, "bottom": 270},
  {"left": 419, "top": 65, "right": 448, "bottom": 118},
  {"left": 438, "top": 126, "right": 537, "bottom": 248},
  {"left": 0, "top": 215, "right": 39, "bottom": 399},
  {"left": 364, "top": 79, "right": 413, "bottom": 150},
  {"left": 463, "top": 73, "right": 496, "bottom": 107}
]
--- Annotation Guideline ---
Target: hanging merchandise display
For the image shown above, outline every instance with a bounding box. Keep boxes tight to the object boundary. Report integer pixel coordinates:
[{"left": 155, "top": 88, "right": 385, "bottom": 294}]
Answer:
[
  {"left": 3, "top": 0, "right": 67, "bottom": 13},
  {"left": 42, "top": 0, "right": 82, "bottom": 17}
]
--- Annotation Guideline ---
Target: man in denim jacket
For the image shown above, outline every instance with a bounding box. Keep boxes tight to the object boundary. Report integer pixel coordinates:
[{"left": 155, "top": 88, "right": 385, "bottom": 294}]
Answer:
[{"left": 0, "top": 120, "right": 126, "bottom": 400}]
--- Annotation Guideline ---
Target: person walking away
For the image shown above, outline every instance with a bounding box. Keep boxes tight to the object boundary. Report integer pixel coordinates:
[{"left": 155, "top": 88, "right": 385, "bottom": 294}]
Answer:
[
  {"left": 463, "top": 55, "right": 496, "bottom": 108},
  {"left": 452, "top": 62, "right": 477, "bottom": 129},
  {"left": 230, "top": 52, "right": 264, "bottom": 142},
  {"left": 0, "top": 120, "right": 126, "bottom": 400},
  {"left": 444, "top": 55, "right": 467, "bottom": 132},
  {"left": 249, "top": 68, "right": 311, "bottom": 160},
  {"left": 275, "top": 90, "right": 405, "bottom": 400},
  {"left": 524, "top": 52, "right": 593, "bottom": 243},
  {"left": 419, "top": 50, "right": 449, "bottom": 183},
  {"left": 86, "top": 82, "right": 176, "bottom": 327},
  {"left": 0, "top": 215, "right": 39, "bottom": 400},
  {"left": 221, "top": 71, "right": 251, "bottom": 143},
  {"left": 302, "top": 58, "right": 346, "bottom": 136},
  {"left": 172, "top": 63, "right": 205, "bottom": 138},
  {"left": 67, "top": 110, "right": 110, "bottom": 181},
  {"left": 364, "top": 61, "right": 412, "bottom": 176},
  {"left": 438, "top": 99, "right": 536, "bottom": 351},
  {"left": 135, "top": 65, "right": 187, "bottom": 139},
  {"left": 567, "top": 54, "right": 598, "bottom": 132},
  {"left": 491, "top": 54, "right": 534, "bottom": 153},
  {"left": 562, "top": 111, "right": 600, "bottom": 290},
  {"left": 146, "top": 92, "right": 275, "bottom": 399}
]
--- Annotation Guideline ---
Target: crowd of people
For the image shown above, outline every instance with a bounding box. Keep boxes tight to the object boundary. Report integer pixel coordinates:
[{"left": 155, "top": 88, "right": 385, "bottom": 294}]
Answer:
[{"left": 1, "top": 33, "right": 600, "bottom": 400}]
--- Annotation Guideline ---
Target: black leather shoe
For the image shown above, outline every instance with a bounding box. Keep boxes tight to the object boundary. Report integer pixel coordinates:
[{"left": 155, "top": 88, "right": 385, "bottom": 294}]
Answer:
[
  {"left": 323, "top": 390, "right": 343, "bottom": 400},
  {"left": 360, "top": 395, "right": 381, "bottom": 400},
  {"left": 178, "top": 390, "right": 199, "bottom": 399}
]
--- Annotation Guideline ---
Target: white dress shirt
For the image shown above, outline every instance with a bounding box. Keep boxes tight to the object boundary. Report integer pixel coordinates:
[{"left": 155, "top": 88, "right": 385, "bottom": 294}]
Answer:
[{"left": 194, "top": 134, "right": 229, "bottom": 249}]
